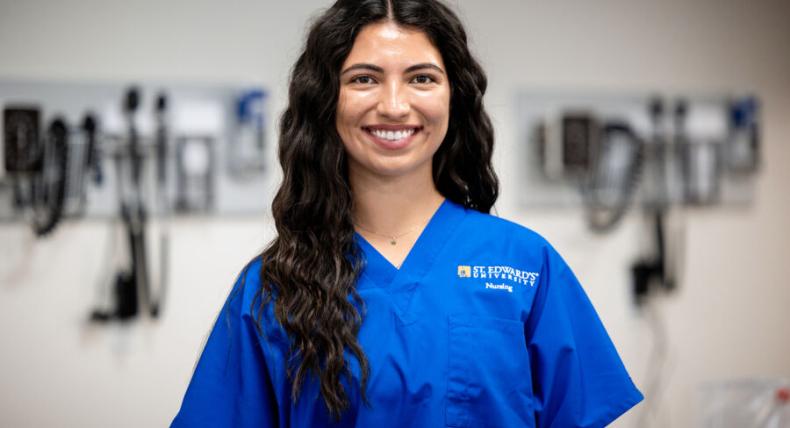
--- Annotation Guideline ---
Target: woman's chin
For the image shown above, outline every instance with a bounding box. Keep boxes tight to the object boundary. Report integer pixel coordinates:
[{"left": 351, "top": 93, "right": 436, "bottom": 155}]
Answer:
[{"left": 350, "top": 157, "right": 432, "bottom": 181}]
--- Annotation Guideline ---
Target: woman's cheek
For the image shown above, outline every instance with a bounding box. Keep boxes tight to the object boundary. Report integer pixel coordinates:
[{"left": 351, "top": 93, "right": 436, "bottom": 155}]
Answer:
[{"left": 415, "top": 91, "right": 450, "bottom": 116}]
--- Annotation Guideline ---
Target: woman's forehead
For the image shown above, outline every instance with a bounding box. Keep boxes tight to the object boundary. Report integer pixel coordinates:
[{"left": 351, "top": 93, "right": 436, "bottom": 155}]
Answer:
[{"left": 343, "top": 21, "right": 444, "bottom": 69}]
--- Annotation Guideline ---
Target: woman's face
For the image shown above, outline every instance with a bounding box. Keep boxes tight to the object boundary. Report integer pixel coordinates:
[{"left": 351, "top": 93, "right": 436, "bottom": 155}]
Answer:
[{"left": 336, "top": 21, "right": 451, "bottom": 181}]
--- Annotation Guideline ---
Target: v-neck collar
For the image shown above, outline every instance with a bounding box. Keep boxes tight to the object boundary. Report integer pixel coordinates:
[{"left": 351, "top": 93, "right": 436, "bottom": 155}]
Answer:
[{"left": 353, "top": 198, "right": 467, "bottom": 289}]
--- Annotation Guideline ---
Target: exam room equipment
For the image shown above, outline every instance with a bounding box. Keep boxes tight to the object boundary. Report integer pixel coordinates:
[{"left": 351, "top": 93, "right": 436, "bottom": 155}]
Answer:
[
  {"left": 522, "top": 93, "right": 759, "bottom": 211},
  {"left": 0, "top": 79, "right": 271, "bottom": 323},
  {"left": 520, "top": 92, "right": 760, "bottom": 299}
]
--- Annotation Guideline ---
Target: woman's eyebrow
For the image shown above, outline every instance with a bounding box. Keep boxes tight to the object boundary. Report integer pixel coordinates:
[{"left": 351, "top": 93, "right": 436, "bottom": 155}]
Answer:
[
  {"left": 404, "top": 63, "right": 445, "bottom": 74},
  {"left": 341, "top": 63, "right": 384, "bottom": 75},
  {"left": 341, "top": 63, "right": 446, "bottom": 76}
]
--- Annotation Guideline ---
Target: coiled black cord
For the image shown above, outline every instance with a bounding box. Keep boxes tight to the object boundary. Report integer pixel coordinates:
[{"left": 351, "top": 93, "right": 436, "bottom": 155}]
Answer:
[
  {"left": 31, "top": 118, "right": 69, "bottom": 236},
  {"left": 582, "top": 122, "right": 645, "bottom": 233}
]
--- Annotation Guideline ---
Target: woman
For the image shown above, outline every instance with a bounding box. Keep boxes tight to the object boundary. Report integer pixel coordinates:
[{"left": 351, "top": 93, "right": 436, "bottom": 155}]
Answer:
[{"left": 172, "top": 0, "right": 643, "bottom": 426}]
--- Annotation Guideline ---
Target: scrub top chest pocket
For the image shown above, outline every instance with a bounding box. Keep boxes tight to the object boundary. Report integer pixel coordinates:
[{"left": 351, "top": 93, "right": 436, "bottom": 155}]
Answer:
[{"left": 445, "top": 314, "right": 535, "bottom": 428}]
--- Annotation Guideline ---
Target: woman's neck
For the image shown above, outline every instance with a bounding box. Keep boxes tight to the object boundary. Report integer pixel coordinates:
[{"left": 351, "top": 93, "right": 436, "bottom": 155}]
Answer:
[{"left": 349, "top": 165, "right": 445, "bottom": 237}]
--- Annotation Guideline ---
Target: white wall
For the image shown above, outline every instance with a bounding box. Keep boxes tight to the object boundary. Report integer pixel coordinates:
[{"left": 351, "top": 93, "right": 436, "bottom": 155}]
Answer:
[{"left": 1, "top": 0, "right": 788, "bottom": 426}]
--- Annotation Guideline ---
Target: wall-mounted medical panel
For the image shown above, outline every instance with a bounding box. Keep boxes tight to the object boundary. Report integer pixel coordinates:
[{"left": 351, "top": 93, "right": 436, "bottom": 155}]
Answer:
[
  {"left": 515, "top": 91, "right": 759, "bottom": 212},
  {"left": 0, "top": 79, "right": 270, "bottom": 230}
]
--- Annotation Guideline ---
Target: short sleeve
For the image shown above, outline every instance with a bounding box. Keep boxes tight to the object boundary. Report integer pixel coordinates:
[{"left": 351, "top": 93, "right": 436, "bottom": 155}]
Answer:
[
  {"left": 171, "top": 260, "right": 279, "bottom": 427},
  {"left": 525, "top": 244, "right": 643, "bottom": 428}
]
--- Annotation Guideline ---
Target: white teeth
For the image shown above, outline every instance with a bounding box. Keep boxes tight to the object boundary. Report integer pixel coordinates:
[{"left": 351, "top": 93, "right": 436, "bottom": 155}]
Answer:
[{"left": 370, "top": 128, "right": 416, "bottom": 141}]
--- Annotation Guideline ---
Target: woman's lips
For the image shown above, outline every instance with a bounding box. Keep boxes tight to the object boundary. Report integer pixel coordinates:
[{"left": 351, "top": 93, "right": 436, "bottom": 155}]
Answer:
[{"left": 362, "top": 126, "right": 422, "bottom": 151}]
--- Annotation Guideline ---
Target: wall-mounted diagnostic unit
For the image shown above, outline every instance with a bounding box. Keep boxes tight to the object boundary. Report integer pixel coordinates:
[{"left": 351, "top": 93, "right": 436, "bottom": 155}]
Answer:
[
  {"left": 516, "top": 91, "right": 760, "bottom": 304},
  {"left": 0, "top": 79, "right": 271, "bottom": 323}
]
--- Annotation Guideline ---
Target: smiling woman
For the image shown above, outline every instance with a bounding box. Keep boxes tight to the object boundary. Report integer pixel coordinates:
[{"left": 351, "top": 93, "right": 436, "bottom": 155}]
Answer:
[{"left": 171, "top": 0, "right": 643, "bottom": 427}]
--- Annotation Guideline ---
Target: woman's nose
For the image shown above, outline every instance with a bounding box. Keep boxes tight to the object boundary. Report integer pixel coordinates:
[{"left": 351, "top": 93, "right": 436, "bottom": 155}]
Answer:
[{"left": 377, "top": 81, "right": 410, "bottom": 119}]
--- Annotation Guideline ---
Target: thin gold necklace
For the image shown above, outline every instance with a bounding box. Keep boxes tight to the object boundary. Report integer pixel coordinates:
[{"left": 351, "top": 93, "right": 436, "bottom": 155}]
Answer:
[{"left": 354, "top": 220, "right": 427, "bottom": 246}]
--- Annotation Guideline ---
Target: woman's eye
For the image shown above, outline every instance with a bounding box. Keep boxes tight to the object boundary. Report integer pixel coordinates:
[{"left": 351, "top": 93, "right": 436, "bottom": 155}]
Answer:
[
  {"left": 412, "top": 74, "right": 436, "bottom": 84},
  {"left": 351, "top": 75, "right": 376, "bottom": 84}
]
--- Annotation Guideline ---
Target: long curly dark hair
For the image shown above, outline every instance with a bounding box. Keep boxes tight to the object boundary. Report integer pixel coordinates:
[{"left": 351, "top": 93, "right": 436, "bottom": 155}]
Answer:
[{"left": 254, "top": 0, "right": 498, "bottom": 420}]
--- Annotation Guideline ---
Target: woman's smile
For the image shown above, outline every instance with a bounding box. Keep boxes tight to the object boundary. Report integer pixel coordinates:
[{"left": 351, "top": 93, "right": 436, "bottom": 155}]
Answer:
[{"left": 362, "top": 125, "right": 423, "bottom": 150}]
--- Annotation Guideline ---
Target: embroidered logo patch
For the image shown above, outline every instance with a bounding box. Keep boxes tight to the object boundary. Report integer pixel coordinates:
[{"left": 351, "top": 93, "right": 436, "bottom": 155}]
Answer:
[{"left": 457, "top": 264, "right": 539, "bottom": 288}]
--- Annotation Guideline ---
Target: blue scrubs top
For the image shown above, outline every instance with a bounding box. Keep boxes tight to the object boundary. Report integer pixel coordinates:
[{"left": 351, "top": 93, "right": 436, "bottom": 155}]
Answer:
[{"left": 172, "top": 199, "right": 643, "bottom": 427}]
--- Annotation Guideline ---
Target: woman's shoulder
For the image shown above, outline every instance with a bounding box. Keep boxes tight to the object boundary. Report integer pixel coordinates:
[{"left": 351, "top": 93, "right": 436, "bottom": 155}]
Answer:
[
  {"left": 444, "top": 205, "right": 564, "bottom": 279},
  {"left": 229, "top": 254, "right": 263, "bottom": 298},
  {"left": 461, "top": 205, "right": 553, "bottom": 251},
  {"left": 236, "top": 255, "right": 264, "bottom": 288},
  {"left": 224, "top": 255, "right": 291, "bottom": 344}
]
